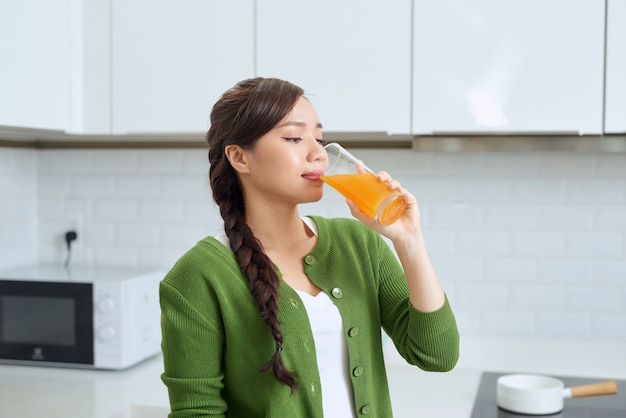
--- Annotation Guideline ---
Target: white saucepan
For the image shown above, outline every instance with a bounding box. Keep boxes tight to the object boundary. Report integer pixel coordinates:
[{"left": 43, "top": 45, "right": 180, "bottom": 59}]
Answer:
[{"left": 497, "top": 374, "right": 618, "bottom": 415}]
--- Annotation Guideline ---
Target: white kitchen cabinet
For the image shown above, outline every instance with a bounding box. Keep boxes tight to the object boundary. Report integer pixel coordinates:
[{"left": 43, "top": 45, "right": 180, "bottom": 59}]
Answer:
[
  {"left": 413, "top": 0, "right": 605, "bottom": 135},
  {"left": 0, "top": 0, "right": 71, "bottom": 131},
  {"left": 74, "top": 0, "right": 112, "bottom": 134},
  {"left": 604, "top": 0, "right": 626, "bottom": 134},
  {"left": 110, "top": 0, "right": 255, "bottom": 134},
  {"left": 256, "top": 0, "right": 412, "bottom": 134}
]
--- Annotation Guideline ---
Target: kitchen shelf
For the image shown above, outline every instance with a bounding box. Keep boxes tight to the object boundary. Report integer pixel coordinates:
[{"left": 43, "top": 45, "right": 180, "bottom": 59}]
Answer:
[{"left": 1, "top": 125, "right": 626, "bottom": 152}]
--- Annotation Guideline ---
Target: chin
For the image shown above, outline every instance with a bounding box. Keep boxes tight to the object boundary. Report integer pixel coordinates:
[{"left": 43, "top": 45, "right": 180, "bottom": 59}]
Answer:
[{"left": 304, "top": 191, "right": 324, "bottom": 203}]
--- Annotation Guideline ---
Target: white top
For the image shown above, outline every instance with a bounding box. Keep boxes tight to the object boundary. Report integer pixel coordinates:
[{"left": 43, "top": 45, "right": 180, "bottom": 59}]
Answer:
[
  {"left": 215, "top": 217, "right": 355, "bottom": 417},
  {"left": 295, "top": 289, "right": 355, "bottom": 418}
]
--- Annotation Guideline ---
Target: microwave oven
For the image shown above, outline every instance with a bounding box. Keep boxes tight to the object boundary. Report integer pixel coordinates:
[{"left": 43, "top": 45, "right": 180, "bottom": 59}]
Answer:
[{"left": 0, "top": 265, "right": 165, "bottom": 370}]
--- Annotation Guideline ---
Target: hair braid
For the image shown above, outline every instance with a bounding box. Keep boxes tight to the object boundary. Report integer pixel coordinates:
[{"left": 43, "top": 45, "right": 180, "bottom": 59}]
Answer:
[{"left": 207, "top": 78, "right": 303, "bottom": 393}]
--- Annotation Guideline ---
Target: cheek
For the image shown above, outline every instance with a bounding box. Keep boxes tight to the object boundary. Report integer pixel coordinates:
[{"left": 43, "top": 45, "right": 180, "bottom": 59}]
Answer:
[{"left": 270, "top": 149, "right": 301, "bottom": 170}]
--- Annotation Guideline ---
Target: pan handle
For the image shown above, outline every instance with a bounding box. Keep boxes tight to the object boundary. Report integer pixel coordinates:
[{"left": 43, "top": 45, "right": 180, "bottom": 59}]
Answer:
[{"left": 565, "top": 381, "right": 618, "bottom": 398}]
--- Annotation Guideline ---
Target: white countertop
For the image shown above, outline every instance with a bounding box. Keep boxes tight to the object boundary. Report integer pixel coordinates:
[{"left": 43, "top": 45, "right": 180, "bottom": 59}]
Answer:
[
  {"left": 0, "top": 354, "right": 482, "bottom": 418},
  {"left": 2, "top": 336, "right": 624, "bottom": 418},
  {"left": 0, "top": 354, "right": 169, "bottom": 418}
]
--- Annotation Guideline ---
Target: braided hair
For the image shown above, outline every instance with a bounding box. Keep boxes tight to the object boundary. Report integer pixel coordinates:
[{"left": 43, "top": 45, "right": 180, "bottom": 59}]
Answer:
[{"left": 206, "top": 78, "right": 304, "bottom": 393}]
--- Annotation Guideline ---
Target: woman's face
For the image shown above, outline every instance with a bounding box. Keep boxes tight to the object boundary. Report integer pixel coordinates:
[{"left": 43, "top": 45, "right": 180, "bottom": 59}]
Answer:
[{"left": 240, "top": 96, "right": 328, "bottom": 206}]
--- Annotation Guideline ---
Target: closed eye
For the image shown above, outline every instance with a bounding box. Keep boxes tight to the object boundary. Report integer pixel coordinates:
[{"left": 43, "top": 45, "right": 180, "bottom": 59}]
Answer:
[{"left": 282, "top": 137, "right": 326, "bottom": 145}]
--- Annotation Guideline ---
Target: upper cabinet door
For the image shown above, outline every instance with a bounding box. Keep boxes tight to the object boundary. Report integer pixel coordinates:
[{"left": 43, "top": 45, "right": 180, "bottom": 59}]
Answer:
[
  {"left": 413, "top": 0, "right": 605, "bottom": 135},
  {"left": 111, "top": 0, "right": 255, "bottom": 134},
  {"left": 605, "top": 0, "right": 626, "bottom": 134},
  {"left": 256, "top": 0, "right": 412, "bottom": 134},
  {"left": 0, "top": 0, "right": 71, "bottom": 131}
]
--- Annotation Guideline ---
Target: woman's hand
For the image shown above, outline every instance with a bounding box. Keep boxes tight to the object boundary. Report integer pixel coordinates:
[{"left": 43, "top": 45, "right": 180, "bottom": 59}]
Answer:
[
  {"left": 347, "top": 170, "right": 446, "bottom": 312},
  {"left": 345, "top": 171, "right": 422, "bottom": 243}
]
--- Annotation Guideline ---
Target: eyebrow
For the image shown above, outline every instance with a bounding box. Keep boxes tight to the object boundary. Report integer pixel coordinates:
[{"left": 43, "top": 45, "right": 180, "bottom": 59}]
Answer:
[{"left": 277, "top": 121, "right": 323, "bottom": 129}]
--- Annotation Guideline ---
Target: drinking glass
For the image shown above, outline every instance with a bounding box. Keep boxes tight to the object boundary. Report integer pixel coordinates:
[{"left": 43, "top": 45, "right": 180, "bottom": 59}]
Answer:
[{"left": 321, "top": 143, "right": 407, "bottom": 226}]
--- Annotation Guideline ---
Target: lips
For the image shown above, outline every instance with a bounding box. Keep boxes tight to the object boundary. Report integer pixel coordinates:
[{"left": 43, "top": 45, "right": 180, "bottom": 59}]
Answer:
[{"left": 302, "top": 170, "right": 324, "bottom": 181}]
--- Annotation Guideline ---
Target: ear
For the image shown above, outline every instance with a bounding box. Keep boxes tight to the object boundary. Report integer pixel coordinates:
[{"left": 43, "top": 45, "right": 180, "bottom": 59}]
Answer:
[{"left": 224, "top": 144, "right": 251, "bottom": 174}]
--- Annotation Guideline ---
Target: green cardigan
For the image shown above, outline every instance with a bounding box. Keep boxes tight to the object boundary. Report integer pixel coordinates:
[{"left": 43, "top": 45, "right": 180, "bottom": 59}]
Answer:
[{"left": 160, "top": 216, "right": 459, "bottom": 417}]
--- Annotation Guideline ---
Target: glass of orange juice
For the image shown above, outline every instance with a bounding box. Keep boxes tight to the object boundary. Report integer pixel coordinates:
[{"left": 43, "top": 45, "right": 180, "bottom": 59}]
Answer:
[{"left": 321, "top": 143, "right": 407, "bottom": 226}]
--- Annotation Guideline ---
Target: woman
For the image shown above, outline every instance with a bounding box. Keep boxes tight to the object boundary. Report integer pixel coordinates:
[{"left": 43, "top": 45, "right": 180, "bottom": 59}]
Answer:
[{"left": 160, "top": 77, "right": 460, "bottom": 417}]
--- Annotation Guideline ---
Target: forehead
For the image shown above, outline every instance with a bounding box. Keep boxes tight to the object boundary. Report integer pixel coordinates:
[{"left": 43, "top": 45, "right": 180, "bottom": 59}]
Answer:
[{"left": 276, "top": 97, "right": 322, "bottom": 129}]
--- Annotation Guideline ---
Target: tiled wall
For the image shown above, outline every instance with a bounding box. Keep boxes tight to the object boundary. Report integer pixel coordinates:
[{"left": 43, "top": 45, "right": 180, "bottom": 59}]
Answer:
[
  {"left": 1, "top": 147, "right": 625, "bottom": 343},
  {"left": 0, "top": 148, "right": 38, "bottom": 268}
]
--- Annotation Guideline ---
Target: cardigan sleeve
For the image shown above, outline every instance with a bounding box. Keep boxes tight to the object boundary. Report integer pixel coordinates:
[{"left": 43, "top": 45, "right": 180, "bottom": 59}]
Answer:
[
  {"left": 375, "top": 235, "right": 460, "bottom": 372},
  {"left": 160, "top": 279, "right": 227, "bottom": 417}
]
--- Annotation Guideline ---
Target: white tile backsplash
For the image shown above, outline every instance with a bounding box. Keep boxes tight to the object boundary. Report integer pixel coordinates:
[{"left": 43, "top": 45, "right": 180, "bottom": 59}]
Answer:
[
  {"left": 511, "top": 178, "right": 567, "bottom": 203},
  {"left": 484, "top": 152, "right": 538, "bottom": 176},
  {"left": 593, "top": 314, "right": 626, "bottom": 339},
  {"left": 43, "top": 149, "right": 95, "bottom": 173},
  {"left": 428, "top": 204, "right": 483, "bottom": 228},
  {"left": 510, "top": 285, "right": 564, "bottom": 310},
  {"left": 484, "top": 257, "right": 538, "bottom": 282},
  {"left": 594, "top": 206, "right": 626, "bottom": 231},
  {"left": 93, "top": 199, "right": 138, "bottom": 222},
  {"left": 115, "top": 175, "right": 161, "bottom": 198},
  {"left": 535, "top": 313, "right": 592, "bottom": 339},
  {"left": 138, "top": 200, "right": 185, "bottom": 222},
  {"left": 137, "top": 150, "right": 185, "bottom": 173},
  {"left": 160, "top": 175, "right": 209, "bottom": 198},
  {"left": 538, "top": 204, "right": 594, "bottom": 231},
  {"left": 116, "top": 223, "right": 160, "bottom": 246},
  {"left": 483, "top": 204, "right": 538, "bottom": 229},
  {"left": 594, "top": 154, "right": 626, "bottom": 175},
  {"left": 565, "top": 287, "right": 622, "bottom": 313},
  {"left": 538, "top": 259, "right": 593, "bottom": 284},
  {"left": 430, "top": 255, "right": 483, "bottom": 283},
  {"left": 1, "top": 147, "right": 625, "bottom": 345},
  {"left": 92, "top": 150, "right": 138, "bottom": 172},
  {"left": 453, "top": 309, "right": 481, "bottom": 334},
  {"left": 0, "top": 148, "right": 37, "bottom": 268},
  {"left": 566, "top": 232, "right": 623, "bottom": 258},
  {"left": 454, "top": 283, "right": 510, "bottom": 309},
  {"left": 511, "top": 231, "right": 565, "bottom": 257},
  {"left": 456, "top": 230, "right": 510, "bottom": 255},
  {"left": 456, "top": 178, "right": 511, "bottom": 203},
  {"left": 481, "top": 310, "right": 535, "bottom": 337},
  {"left": 566, "top": 179, "right": 625, "bottom": 204},
  {"left": 72, "top": 175, "right": 116, "bottom": 196},
  {"left": 594, "top": 260, "right": 626, "bottom": 285},
  {"left": 404, "top": 177, "right": 457, "bottom": 203},
  {"left": 537, "top": 153, "right": 595, "bottom": 176}
]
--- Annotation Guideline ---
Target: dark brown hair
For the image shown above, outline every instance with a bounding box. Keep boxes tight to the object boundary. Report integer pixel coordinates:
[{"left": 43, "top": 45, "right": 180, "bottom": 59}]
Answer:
[{"left": 206, "top": 77, "right": 304, "bottom": 393}]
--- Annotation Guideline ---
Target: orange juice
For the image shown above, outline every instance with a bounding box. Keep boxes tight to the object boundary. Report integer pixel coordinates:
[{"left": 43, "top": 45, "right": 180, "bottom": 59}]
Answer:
[{"left": 320, "top": 173, "right": 407, "bottom": 225}]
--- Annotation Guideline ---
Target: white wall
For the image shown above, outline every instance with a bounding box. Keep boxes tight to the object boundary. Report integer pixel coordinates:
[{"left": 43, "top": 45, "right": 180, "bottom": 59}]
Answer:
[
  {"left": 1, "top": 147, "right": 625, "bottom": 347},
  {"left": 0, "top": 148, "right": 38, "bottom": 268}
]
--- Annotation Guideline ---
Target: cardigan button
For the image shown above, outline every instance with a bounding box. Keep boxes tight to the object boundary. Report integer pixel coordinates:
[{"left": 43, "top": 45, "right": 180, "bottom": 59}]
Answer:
[
  {"left": 331, "top": 287, "right": 343, "bottom": 299},
  {"left": 360, "top": 404, "right": 371, "bottom": 415},
  {"left": 352, "top": 366, "right": 364, "bottom": 377},
  {"left": 348, "top": 327, "right": 359, "bottom": 337},
  {"left": 304, "top": 255, "right": 316, "bottom": 265}
]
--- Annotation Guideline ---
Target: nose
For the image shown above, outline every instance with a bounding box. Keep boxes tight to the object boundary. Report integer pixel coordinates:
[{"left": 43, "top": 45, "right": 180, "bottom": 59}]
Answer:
[
  {"left": 306, "top": 136, "right": 327, "bottom": 162},
  {"left": 312, "top": 143, "right": 327, "bottom": 164}
]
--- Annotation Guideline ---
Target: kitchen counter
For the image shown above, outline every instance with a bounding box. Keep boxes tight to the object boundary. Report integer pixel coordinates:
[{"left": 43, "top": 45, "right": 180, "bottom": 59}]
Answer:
[
  {"left": 0, "top": 354, "right": 169, "bottom": 418},
  {"left": 2, "top": 336, "right": 624, "bottom": 418},
  {"left": 471, "top": 372, "right": 625, "bottom": 418},
  {"left": 0, "top": 354, "right": 482, "bottom": 418}
]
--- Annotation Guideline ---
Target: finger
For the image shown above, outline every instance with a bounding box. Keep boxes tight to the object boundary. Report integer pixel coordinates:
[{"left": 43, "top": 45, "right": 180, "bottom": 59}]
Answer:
[
  {"left": 387, "top": 179, "right": 402, "bottom": 191},
  {"left": 376, "top": 171, "right": 392, "bottom": 182},
  {"left": 355, "top": 160, "right": 368, "bottom": 174},
  {"left": 346, "top": 199, "right": 377, "bottom": 226}
]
